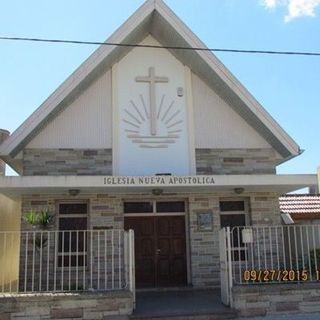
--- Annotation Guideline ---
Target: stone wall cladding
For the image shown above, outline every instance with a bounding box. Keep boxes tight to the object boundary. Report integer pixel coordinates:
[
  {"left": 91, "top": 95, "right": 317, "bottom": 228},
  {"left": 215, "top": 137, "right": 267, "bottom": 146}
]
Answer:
[
  {"left": 188, "top": 192, "right": 282, "bottom": 288},
  {"left": 233, "top": 283, "right": 320, "bottom": 317},
  {"left": 23, "top": 148, "right": 112, "bottom": 175},
  {"left": 21, "top": 194, "right": 123, "bottom": 231},
  {"left": 0, "top": 291, "right": 132, "bottom": 320},
  {"left": 19, "top": 191, "right": 282, "bottom": 289},
  {"left": 250, "top": 192, "right": 281, "bottom": 225},
  {"left": 20, "top": 194, "right": 124, "bottom": 292},
  {"left": 196, "top": 148, "right": 278, "bottom": 174},
  {"left": 22, "top": 148, "right": 279, "bottom": 176},
  {"left": 188, "top": 195, "right": 221, "bottom": 288}
]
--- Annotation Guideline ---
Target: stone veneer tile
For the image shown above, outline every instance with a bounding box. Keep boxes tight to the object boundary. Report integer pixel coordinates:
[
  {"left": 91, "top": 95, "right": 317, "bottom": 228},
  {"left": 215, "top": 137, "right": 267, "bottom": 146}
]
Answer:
[
  {"left": 23, "top": 149, "right": 112, "bottom": 176},
  {"left": 233, "top": 285, "right": 320, "bottom": 316},
  {"left": 196, "top": 148, "right": 279, "bottom": 175}
]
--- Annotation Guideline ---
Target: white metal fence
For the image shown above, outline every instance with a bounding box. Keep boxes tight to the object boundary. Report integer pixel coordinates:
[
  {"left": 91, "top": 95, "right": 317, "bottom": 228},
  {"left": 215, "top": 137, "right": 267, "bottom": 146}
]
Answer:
[
  {"left": 0, "top": 229, "right": 135, "bottom": 295},
  {"left": 223, "top": 225, "right": 320, "bottom": 286}
]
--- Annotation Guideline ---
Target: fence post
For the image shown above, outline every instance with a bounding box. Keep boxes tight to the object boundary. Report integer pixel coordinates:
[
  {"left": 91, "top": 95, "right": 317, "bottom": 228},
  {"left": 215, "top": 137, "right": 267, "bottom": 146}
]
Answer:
[
  {"left": 219, "top": 228, "right": 228, "bottom": 305},
  {"left": 128, "top": 229, "right": 136, "bottom": 309},
  {"left": 226, "top": 226, "right": 233, "bottom": 308},
  {"left": 124, "top": 231, "right": 128, "bottom": 289}
]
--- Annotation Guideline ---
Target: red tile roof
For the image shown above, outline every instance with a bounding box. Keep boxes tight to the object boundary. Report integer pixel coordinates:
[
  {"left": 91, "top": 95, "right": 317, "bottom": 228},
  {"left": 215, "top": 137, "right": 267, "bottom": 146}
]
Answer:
[{"left": 279, "top": 194, "right": 320, "bottom": 220}]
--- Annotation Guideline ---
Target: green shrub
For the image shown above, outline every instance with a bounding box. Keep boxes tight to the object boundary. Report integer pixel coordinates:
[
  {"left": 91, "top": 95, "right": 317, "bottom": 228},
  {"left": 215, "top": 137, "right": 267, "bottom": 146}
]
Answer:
[
  {"left": 23, "top": 209, "right": 52, "bottom": 228},
  {"left": 37, "top": 209, "right": 51, "bottom": 226},
  {"left": 23, "top": 210, "right": 39, "bottom": 226}
]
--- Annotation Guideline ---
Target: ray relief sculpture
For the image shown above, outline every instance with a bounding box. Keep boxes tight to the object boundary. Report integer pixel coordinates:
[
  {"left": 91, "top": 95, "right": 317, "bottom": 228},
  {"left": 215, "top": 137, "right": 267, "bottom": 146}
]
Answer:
[{"left": 123, "top": 67, "right": 183, "bottom": 149}]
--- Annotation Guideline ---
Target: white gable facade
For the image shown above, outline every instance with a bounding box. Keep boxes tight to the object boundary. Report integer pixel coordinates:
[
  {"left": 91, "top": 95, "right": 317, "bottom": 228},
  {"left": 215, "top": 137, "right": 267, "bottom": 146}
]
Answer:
[
  {"left": 23, "top": 34, "right": 279, "bottom": 177},
  {"left": 0, "top": 0, "right": 317, "bottom": 301}
]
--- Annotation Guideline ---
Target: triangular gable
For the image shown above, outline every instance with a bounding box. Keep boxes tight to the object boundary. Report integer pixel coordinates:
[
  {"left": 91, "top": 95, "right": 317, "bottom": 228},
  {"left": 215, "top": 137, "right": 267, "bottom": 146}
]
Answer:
[
  {"left": 191, "top": 72, "right": 275, "bottom": 149},
  {"left": 0, "top": 0, "right": 300, "bottom": 173}
]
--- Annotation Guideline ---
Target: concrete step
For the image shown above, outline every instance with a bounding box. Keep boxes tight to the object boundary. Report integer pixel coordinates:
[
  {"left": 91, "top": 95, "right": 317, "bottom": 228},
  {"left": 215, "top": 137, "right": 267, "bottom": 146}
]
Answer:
[
  {"left": 130, "top": 310, "right": 238, "bottom": 320},
  {"left": 131, "top": 289, "right": 236, "bottom": 320}
]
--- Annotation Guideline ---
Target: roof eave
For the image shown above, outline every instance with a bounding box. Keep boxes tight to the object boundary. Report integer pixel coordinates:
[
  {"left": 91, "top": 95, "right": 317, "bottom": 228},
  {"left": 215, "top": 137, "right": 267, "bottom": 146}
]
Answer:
[{"left": 0, "top": 155, "right": 23, "bottom": 175}]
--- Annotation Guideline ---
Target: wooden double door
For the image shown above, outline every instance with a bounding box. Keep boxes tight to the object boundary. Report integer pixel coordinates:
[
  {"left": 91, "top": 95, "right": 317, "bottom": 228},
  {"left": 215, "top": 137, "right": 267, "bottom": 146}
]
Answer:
[{"left": 124, "top": 216, "right": 187, "bottom": 288}]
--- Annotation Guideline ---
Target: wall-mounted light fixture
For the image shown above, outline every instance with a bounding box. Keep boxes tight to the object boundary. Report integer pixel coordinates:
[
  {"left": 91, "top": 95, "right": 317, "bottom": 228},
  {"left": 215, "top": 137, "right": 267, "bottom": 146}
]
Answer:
[
  {"left": 68, "top": 189, "right": 80, "bottom": 197},
  {"left": 234, "top": 187, "right": 244, "bottom": 194},
  {"left": 152, "top": 188, "right": 163, "bottom": 196}
]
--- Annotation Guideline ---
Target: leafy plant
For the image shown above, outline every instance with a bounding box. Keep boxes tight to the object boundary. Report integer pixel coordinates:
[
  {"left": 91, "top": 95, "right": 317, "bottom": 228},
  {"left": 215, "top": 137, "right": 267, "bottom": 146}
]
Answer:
[
  {"left": 23, "top": 210, "right": 39, "bottom": 226},
  {"left": 37, "top": 209, "right": 52, "bottom": 226},
  {"left": 23, "top": 209, "right": 52, "bottom": 228},
  {"left": 35, "top": 233, "right": 48, "bottom": 249}
]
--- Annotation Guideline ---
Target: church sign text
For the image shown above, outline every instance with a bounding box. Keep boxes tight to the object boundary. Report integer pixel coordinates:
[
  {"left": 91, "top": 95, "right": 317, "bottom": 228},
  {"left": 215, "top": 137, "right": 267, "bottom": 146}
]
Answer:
[{"left": 104, "top": 176, "right": 215, "bottom": 186}]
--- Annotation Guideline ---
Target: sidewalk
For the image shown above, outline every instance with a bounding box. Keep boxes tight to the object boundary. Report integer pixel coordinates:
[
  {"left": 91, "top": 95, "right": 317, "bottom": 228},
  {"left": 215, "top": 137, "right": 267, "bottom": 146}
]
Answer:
[{"left": 243, "top": 313, "right": 320, "bottom": 320}]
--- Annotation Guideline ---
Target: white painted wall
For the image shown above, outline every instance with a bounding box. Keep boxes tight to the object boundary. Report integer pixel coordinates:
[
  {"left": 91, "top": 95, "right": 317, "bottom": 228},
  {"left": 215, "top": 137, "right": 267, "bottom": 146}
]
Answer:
[
  {"left": 27, "top": 70, "right": 112, "bottom": 149},
  {"left": 192, "top": 73, "right": 271, "bottom": 149},
  {"left": 115, "top": 36, "right": 192, "bottom": 176},
  {"left": 0, "top": 194, "right": 21, "bottom": 292}
]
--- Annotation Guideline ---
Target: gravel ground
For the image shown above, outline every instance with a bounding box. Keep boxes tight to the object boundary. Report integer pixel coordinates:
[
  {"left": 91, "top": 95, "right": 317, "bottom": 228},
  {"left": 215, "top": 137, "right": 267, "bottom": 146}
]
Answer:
[{"left": 240, "top": 313, "right": 320, "bottom": 320}]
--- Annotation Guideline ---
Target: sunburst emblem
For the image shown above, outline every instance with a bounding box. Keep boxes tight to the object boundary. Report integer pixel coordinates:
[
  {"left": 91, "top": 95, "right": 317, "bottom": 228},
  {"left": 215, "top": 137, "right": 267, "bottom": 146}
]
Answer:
[{"left": 123, "top": 67, "right": 183, "bottom": 148}]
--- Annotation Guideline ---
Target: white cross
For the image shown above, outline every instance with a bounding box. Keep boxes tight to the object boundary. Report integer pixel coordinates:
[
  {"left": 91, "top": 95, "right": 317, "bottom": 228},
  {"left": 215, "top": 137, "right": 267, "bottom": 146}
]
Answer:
[{"left": 136, "top": 67, "right": 169, "bottom": 136}]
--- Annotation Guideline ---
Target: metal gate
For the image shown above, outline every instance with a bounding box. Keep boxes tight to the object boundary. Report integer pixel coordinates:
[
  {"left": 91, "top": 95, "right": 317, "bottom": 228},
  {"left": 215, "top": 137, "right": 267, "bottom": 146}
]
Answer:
[
  {"left": 219, "top": 224, "right": 320, "bottom": 308},
  {"left": 219, "top": 227, "right": 233, "bottom": 307}
]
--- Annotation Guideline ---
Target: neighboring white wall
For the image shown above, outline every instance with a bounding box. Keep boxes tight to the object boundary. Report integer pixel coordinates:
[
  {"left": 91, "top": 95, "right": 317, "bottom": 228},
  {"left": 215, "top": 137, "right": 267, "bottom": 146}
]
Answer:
[
  {"left": 0, "top": 194, "right": 21, "bottom": 292},
  {"left": 192, "top": 73, "right": 271, "bottom": 149},
  {"left": 0, "top": 195, "right": 20, "bottom": 231},
  {"left": 27, "top": 70, "right": 112, "bottom": 149}
]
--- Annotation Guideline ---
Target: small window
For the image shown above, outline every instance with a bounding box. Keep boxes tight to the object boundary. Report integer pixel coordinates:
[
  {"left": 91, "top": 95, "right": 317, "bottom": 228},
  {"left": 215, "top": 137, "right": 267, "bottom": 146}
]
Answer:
[
  {"left": 58, "top": 202, "right": 88, "bottom": 268},
  {"left": 59, "top": 217, "right": 87, "bottom": 231},
  {"left": 220, "top": 214, "right": 245, "bottom": 249},
  {"left": 124, "top": 202, "right": 153, "bottom": 213},
  {"left": 220, "top": 214, "right": 246, "bottom": 229},
  {"left": 59, "top": 203, "right": 87, "bottom": 215},
  {"left": 220, "top": 201, "right": 245, "bottom": 212},
  {"left": 123, "top": 200, "right": 186, "bottom": 215},
  {"left": 156, "top": 201, "right": 185, "bottom": 213},
  {"left": 220, "top": 199, "right": 248, "bottom": 261}
]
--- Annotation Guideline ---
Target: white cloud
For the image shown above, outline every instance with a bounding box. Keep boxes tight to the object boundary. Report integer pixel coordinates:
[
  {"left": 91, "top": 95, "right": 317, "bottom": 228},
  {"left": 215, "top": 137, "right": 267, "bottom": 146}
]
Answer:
[
  {"left": 262, "top": 0, "right": 282, "bottom": 9},
  {"left": 285, "top": 0, "right": 320, "bottom": 21},
  {"left": 263, "top": 0, "right": 279, "bottom": 8},
  {"left": 261, "top": 0, "right": 320, "bottom": 21}
]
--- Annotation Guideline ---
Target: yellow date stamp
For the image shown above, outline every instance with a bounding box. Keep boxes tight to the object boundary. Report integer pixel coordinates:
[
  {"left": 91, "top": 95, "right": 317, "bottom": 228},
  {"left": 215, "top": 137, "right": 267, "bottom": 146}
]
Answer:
[{"left": 243, "top": 269, "right": 310, "bottom": 282}]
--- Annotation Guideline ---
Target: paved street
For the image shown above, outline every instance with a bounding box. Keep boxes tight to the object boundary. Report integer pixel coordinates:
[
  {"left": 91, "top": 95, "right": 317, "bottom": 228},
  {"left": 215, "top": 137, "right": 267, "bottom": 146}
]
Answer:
[{"left": 243, "top": 313, "right": 320, "bottom": 320}]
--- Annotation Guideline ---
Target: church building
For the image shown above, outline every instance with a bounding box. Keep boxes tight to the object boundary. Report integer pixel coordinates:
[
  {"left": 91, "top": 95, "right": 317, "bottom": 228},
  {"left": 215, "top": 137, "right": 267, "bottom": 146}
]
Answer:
[{"left": 0, "top": 0, "right": 317, "bottom": 318}]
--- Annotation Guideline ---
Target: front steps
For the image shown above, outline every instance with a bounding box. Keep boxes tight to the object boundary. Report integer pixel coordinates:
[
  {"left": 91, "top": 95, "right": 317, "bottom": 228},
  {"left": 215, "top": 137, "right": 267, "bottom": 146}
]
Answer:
[
  {"left": 130, "top": 289, "right": 237, "bottom": 320},
  {"left": 130, "top": 309, "right": 238, "bottom": 320}
]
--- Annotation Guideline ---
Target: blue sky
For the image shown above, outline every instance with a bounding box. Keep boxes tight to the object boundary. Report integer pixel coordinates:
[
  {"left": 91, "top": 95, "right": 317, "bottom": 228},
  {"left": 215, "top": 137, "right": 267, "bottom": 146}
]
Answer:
[{"left": 0, "top": 0, "right": 319, "bottom": 175}]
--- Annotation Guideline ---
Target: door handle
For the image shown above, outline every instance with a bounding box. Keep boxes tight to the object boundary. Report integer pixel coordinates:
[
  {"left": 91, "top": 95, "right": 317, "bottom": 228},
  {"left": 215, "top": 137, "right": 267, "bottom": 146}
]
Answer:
[{"left": 156, "top": 249, "right": 161, "bottom": 255}]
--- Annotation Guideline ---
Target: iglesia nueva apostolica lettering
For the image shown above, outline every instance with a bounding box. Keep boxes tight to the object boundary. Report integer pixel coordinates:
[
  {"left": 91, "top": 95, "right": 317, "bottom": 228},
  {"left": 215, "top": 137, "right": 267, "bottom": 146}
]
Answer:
[{"left": 104, "top": 176, "right": 215, "bottom": 186}]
